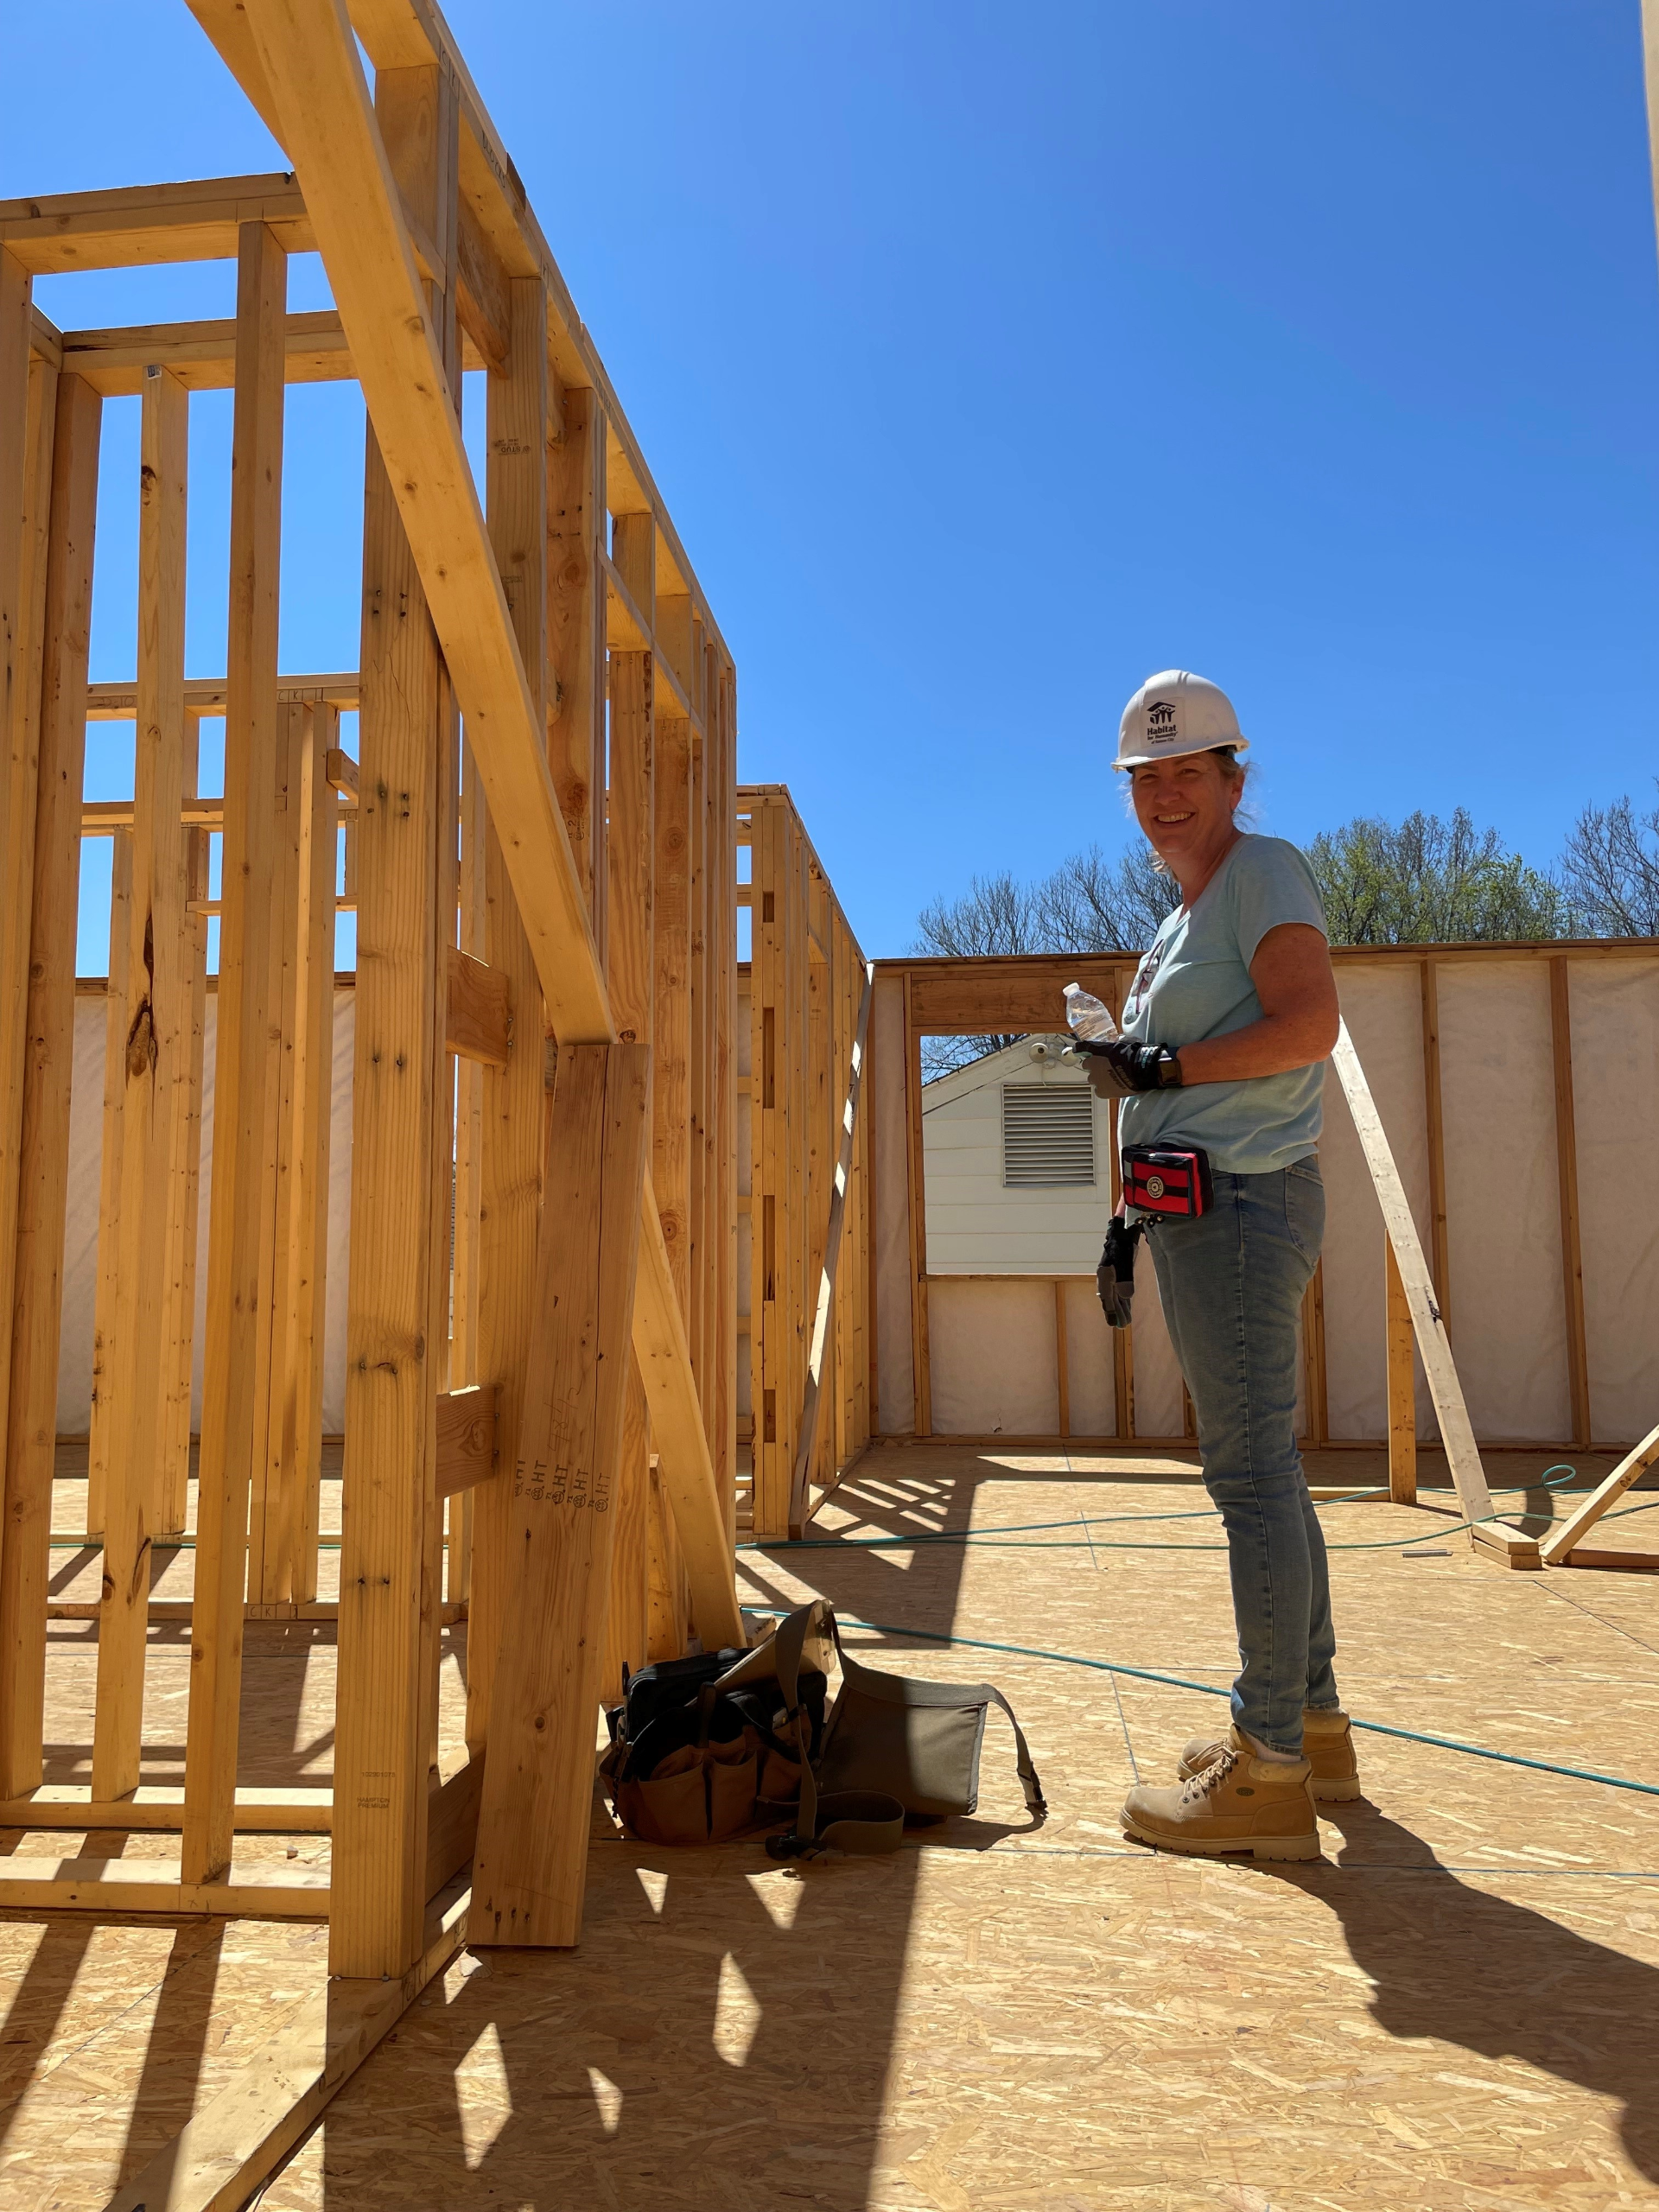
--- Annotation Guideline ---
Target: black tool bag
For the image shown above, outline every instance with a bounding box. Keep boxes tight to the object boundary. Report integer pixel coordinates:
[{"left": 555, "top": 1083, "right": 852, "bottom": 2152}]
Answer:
[{"left": 602, "top": 1642, "right": 830, "bottom": 1847}]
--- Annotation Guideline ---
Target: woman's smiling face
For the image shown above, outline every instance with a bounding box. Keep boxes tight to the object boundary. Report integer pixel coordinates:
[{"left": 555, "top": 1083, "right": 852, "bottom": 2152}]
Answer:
[{"left": 1128, "top": 750, "right": 1243, "bottom": 877}]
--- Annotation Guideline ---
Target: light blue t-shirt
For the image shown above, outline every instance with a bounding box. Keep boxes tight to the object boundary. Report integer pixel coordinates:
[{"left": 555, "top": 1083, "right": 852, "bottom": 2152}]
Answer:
[{"left": 1117, "top": 834, "right": 1328, "bottom": 1175}]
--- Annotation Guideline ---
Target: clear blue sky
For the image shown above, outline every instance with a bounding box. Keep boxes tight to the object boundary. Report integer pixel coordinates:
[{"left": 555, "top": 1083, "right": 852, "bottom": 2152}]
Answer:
[{"left": 7, "top": 1, "right": 1658, "bottom": 964}]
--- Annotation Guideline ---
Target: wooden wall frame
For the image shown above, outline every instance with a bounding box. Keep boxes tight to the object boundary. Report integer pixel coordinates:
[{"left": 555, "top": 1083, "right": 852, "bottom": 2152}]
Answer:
[
  {"left": 0, "top": 0, "right": 747, "bottom": 2193},
  {"left": 739, "top": 788, "right": 872, "bottom": 1539}
]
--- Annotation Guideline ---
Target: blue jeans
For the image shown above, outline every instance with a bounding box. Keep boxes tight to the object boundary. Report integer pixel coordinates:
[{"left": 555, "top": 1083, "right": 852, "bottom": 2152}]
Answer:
[{"left": 1142, "top": 1160, "right": 1339, "bottom": 1756}]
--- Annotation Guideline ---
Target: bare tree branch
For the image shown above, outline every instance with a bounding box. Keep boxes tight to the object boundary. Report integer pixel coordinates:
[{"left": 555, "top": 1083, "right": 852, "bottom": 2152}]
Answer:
[{"left": 1559, "top": 785, "right": 1659, "bottom": 938}]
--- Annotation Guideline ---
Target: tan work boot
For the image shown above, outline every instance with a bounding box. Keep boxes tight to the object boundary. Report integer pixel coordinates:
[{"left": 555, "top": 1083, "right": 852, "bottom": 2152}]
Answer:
[
  {"left": 1122, "top": 1726, "right": 1320, "bottom": 1862},
  {"left": 1178, "top": 1707, "right": 1360, "bottom": 1803}
]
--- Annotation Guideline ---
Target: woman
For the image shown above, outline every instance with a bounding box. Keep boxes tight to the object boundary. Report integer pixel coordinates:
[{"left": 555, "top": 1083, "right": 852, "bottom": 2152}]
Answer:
[{"left": 1084, "top": 669, "right": 1355, "bottom": 1863}]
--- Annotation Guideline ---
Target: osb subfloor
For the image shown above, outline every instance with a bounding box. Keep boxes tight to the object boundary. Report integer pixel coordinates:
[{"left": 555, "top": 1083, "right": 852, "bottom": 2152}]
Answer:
[{"left": 5, "top": 1443, "right": 1659, "bottom": 2210}]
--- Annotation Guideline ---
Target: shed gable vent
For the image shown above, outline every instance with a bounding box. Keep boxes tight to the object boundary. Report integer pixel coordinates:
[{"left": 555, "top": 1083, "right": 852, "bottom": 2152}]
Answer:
[{"left": 1001, "top": 1083, "right": 1096, "bottom": 1188}]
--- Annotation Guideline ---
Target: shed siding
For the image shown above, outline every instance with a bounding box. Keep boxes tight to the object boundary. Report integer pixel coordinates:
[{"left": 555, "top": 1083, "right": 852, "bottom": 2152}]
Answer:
[{"left": 923, "top": 1052, "right": 1116, "bottom": 1275}]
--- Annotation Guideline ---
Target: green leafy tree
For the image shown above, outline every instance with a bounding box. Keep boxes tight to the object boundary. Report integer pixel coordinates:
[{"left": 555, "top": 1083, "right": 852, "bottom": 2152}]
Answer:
[{"left": 1303, "top": 810, "right": 1570, "bottom": 944}]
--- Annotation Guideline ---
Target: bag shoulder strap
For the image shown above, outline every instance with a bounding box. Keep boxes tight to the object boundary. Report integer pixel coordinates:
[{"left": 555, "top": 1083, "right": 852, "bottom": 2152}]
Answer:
[
  {"left": 760, "top": 1602, "right": 906, "bottom": 1860},
  {"left": 982, "top": 1683, "right": 1046, "bottom": 1816}
]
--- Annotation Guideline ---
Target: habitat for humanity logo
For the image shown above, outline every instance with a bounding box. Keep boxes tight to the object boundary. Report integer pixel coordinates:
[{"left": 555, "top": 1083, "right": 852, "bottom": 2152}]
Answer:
[{"left": 1146, "top": 698, "right": 1179, "bottom": 740}]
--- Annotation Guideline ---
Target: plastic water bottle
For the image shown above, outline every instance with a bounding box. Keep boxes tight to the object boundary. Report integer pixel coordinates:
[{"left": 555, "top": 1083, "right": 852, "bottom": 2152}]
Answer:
[{"left": 1063, "top": 982, "right": 1118, "bottom": 1045}]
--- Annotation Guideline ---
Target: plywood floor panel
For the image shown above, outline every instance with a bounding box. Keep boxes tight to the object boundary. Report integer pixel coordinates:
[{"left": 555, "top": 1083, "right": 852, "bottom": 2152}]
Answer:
[{"left": 5, "top": 1442, "right": 1658, "bottom": 2209}]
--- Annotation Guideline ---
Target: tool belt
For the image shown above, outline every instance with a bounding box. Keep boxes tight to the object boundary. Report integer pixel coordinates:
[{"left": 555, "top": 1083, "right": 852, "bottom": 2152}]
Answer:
[{"left": 1122, "top": 1141, "right": 1212, "bottom": 1218}]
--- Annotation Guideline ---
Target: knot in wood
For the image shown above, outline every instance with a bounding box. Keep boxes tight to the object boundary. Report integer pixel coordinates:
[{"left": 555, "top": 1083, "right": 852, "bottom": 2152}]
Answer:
[{"left": 124, "top": 999, "right": 157, "bottom": 1082}]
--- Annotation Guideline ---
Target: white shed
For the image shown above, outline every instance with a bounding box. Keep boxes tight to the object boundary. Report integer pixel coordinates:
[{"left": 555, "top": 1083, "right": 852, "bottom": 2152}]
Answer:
[{"left": 922, "top": 1039, "right": 1116, "bottom": 1275}]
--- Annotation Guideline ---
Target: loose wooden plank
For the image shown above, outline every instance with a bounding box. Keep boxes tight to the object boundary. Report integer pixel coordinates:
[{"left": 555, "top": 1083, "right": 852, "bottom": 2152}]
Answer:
[
  {"left": 445, "top": 944, "right": 511, "bottom": 1065},
  {"left": 423, "top": 1758, "right": 484, "bottom": 1896},
  {"left": 1385, "top": 1236, "right": 1417, "bottom": 1507},
  {"left": 1539, "top": 1420, "right": 1659, "bottom": 1567},
  {"left": 472, "top": 1042, "right": 649, "bottom": 1947},
  {"left": 183, "top": 221, "right": 289, "bottom": 1885},
  {"left": 435, "top": 1383, "right": 497, "bottom": 1498},
  {"left": 1330, "top": 1021, "right": 1537, "bottom": 1567},
  {"left": 104, "top": 1879, "right": 471, "bottom": 2212},
  {"left": 93, "top": 363, "right": 193, "bottom": 1799},
  {"left": 632, "top": 1183, "right": 745, "bottom": 1648},
  {"left": 0, "top": 375, "right": 100, "bottom": 1799}
]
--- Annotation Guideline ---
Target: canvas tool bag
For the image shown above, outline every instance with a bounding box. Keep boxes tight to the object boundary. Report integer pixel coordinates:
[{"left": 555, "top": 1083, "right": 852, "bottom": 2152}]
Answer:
[
  {"left": 604, "top": 1601, "right": 1046, "bottom": 1858},
  {"left": 604, "top": 1640, "right": 829, "bottom": 1848}
]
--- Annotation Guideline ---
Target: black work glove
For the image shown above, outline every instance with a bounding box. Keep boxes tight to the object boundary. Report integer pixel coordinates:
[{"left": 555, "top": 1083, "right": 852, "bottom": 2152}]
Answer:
[
  {"left": 1096, "top": 1216, "right": 1142, "bottom": 1328},
  {"left": 1077, "top": 1037, "right": 1184, "bottom": 1096}
]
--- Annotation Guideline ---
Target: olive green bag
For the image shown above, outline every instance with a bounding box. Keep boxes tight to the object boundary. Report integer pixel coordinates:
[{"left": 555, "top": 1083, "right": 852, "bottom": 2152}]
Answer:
[{"left": 728, "top": 1600, "right": 1046, "bottom": 1861}]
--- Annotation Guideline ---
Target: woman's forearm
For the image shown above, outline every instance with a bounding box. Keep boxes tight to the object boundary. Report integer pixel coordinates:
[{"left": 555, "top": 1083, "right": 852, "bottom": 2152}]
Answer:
[{"left": 1174, "top": 1010, "right": 1335, "bottom": 1085}]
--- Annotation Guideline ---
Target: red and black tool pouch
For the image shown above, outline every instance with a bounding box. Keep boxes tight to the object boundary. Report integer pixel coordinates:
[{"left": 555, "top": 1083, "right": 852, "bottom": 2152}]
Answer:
[{"left": 1122, "top": 1142, "right": 1212, "bottom": 1218}]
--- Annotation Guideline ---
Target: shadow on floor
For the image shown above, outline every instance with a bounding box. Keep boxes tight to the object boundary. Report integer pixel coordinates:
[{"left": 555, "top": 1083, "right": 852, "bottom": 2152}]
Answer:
[
  {"left": 1285, "top": 1803, "right": 1659, "bottom": 2184},
  {"left": 283, "top": 1452, "right": 998, "bottom": 2210}
]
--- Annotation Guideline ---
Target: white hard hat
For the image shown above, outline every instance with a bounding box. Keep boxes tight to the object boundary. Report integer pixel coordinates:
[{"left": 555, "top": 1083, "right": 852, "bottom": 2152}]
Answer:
[{"left": 1115, "top": 669, "right": 1248, "bottom": 770}]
